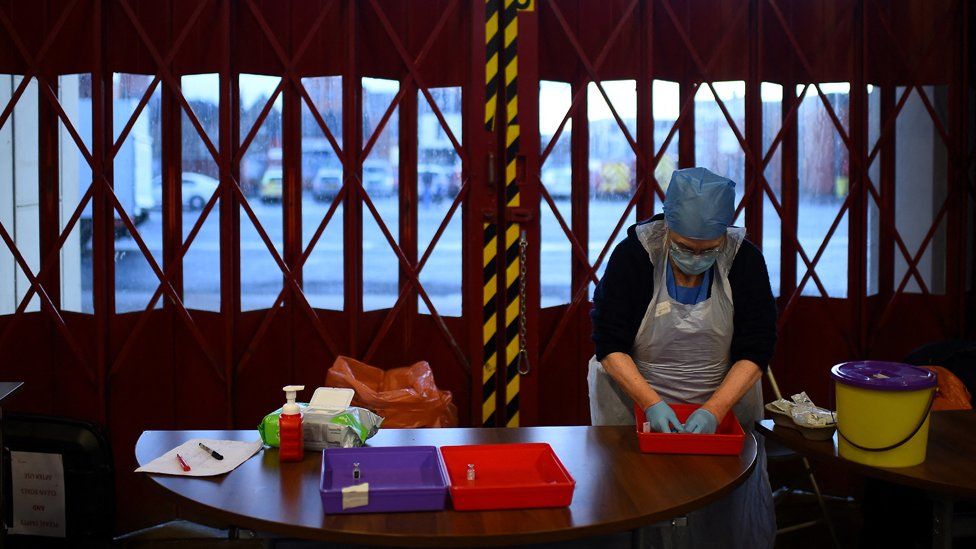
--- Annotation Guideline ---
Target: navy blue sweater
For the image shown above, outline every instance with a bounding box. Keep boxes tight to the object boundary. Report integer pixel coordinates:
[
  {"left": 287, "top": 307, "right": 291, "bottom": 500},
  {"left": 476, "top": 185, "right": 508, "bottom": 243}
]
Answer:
[{"left": 591, "top": 217, "right": 777, "bottom": 371}]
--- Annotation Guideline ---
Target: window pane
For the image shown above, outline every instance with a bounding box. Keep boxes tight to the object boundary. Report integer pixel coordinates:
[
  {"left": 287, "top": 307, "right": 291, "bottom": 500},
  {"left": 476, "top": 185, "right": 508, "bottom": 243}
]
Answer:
[
  {"left": 589, "top": 80, "right": 636, "bottom": 297},
  {"left": 114, "top": 74, "right": 162, "bottom": 313},
  {"left": 867, "top": 85, "right": 881, "bottom": 296},
  {"left": 653, "top": 79, "right": 680, "bottom": 197},
  {"left": 762, "top": 83, "right": 783, "bottom": 297},
  {"left": 539, "top": 80, "right": 571, "bottom": 307},
  {"left": 302, "top": 76, "right": 344, "bottom": 310},
  {"left": 895, "top": 85, "right": 947, "bottom": 294},
  {"left": 239, "top": 74, "right": 283, "bottom": 311},
  {"left": 418, "top": 87, "right": 462, "bottom": 316},
  {"left": 59, "top": 74, "right": 93, "bottom": 313},
  {"left": 695, "top": 81, "right": 745, "bottom": 219},
  {"left": 362, "top": 77, "right": 399, "bottom": 311},
  {"left": 796, "top": 83, "right": 850, "bottom": 297},
  {"left": 0, "top": 75, "right": 40, "bottom": 314},
  {"left": 181, "top": 73, "right": 221, "bottom": 311}
]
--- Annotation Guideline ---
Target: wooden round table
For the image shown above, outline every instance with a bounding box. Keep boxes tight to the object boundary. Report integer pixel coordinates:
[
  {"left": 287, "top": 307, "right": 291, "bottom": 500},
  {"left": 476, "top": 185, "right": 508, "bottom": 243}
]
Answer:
[
  {"left": 756, "top": 410, "right": 976, "bottom": 548},
  {"left": 756, "top": 411, "right": 976, "bottom": 499},
  {"left": 136, "top": 426, "right": 757, "bottom": 547}
]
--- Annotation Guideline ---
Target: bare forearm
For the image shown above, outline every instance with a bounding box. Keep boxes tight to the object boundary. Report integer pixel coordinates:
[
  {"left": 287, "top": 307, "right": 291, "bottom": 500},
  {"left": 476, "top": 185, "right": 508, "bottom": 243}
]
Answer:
[
  {"left": 599, "top": 352, "right": 661, "bottom": 411},
  {"left": 701, "top": 359, "right": 763, "bottom": 422}
]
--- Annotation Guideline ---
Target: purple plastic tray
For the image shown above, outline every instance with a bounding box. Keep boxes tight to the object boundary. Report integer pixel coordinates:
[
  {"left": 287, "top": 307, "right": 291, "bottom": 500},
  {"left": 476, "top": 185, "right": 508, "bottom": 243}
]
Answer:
[{"left": 319, "top": 446, "right": 449, "bottom": 514}]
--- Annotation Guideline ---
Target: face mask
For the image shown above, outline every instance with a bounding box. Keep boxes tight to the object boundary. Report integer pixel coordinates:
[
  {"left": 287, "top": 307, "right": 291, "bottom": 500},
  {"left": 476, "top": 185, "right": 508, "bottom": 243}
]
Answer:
[{"left": 670, "top": 246, "right": 717, "bottom": 275}]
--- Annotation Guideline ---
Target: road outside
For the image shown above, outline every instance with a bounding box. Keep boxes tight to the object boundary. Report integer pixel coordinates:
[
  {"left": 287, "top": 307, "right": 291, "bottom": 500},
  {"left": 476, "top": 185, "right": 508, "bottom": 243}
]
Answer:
[{"left": 102, "top": 195, "right": 852, "bottom": 316}]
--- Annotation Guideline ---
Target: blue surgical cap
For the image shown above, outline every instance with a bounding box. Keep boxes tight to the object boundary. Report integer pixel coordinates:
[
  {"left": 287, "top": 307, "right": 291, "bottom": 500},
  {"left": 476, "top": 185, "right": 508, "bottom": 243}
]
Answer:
[{"left": 663, "top": 167, "right": 735, "bottom": 240}]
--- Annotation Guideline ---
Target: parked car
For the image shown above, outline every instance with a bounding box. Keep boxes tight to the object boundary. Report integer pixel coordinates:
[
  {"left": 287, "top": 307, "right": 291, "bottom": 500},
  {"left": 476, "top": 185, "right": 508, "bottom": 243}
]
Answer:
[
  {"left": 259, "top": 168, "right": 283, "bottom": 203},
  {"left": 541, "top": 165, "right": 572, "bottom": 199},
  {"left": 151, "top": 172, "right": 220, "bottom": 211},
  {"left": 362, "top": 160, "right": 396, "bottom": 197},
  {"left": 418, "top": 164, "right": 453, "bottom": 202},
  {"left": 310, "top": 166, "right": 343, "bottom": 202},
  {"left": 594, "top": 161, "right": 633, "bottom": 197}
]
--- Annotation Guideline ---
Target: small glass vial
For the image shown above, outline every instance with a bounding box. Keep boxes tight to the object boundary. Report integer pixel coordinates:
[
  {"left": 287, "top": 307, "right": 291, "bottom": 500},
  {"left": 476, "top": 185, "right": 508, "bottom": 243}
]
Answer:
[
  {"left": 353, "top": 462, "right": 361, "bottom": 480},
  {"left": 466, "top": 463, "right": 476, "bottom": 481}
]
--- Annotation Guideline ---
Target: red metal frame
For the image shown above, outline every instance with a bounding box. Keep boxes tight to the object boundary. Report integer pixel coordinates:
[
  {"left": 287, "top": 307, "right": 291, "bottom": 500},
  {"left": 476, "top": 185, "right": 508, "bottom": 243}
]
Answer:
[
  {"left": 355, "top": 0, "right": 472, "bottom": 373},
  {"left": 0, "top": 0, "right": 484, "bottom": 516},
  {"left": 0, "top": 0, "right": 972, "bottom": 528},
  {"left": 525, "top": 0, "right": 971, "bottom": 425}
]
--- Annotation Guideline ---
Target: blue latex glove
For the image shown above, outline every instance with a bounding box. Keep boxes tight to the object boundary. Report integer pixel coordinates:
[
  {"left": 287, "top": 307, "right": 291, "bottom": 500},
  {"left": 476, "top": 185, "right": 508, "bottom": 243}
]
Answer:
[
  {"left": 645, "top": 401, "right": 684, "bottom": 433},
  {"left": 684, "top": 408, "right": 718, "bottom": 434}
]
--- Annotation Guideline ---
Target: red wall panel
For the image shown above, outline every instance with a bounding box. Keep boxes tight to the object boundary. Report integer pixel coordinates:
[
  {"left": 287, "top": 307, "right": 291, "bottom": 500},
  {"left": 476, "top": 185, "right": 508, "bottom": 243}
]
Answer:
[
  {"left": 291, "top": 0, "right": 345, "bottom": 77},
  {"left": 170, "top": 0, "right": 225, "bottom": 76}
]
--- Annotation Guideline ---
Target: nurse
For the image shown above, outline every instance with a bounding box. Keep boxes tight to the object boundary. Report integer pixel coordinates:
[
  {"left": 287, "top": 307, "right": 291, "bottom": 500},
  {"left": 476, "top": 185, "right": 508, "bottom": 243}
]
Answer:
[{"left": 588, "top": 167, "right": 777, "bottom": 548}]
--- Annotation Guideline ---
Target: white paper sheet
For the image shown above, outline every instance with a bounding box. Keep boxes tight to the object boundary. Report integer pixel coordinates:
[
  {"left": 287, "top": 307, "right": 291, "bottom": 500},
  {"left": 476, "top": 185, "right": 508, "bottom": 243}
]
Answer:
[
  {"left": 136, "top": 438, "right": 263, "bottom": 477},
  {"left": 8, "top": 451, "right": 66, "bottom": 537}
]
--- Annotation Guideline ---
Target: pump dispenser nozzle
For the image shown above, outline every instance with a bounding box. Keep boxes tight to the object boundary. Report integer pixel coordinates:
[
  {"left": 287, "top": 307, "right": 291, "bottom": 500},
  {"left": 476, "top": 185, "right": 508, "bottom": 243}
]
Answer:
[
  {"left": 278, "top": 385, "right": 305, "bottom": 463},
  {"left": 282, "top": 385, "right": 305, "bottom": 415}
]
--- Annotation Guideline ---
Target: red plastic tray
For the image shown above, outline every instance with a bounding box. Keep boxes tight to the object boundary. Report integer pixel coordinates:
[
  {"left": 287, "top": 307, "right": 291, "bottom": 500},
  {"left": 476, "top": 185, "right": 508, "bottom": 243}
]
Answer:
[
  {"left": 439, "top": 443, "right": 576, "bottom": 511},
  {"left": 634, "top": 403, "right": 746, "bottom": 455}
]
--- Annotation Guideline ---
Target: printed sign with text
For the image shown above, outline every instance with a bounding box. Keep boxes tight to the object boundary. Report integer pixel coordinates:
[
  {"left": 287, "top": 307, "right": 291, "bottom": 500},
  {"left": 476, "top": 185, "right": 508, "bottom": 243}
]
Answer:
[{"left": 9, "top": 451, "right": 66, "bottom": 537}]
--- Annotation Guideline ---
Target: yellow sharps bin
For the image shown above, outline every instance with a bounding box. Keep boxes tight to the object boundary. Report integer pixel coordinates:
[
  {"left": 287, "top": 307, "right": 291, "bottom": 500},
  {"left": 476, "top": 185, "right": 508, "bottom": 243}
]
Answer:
[{"left": 831, "top": 361, "right": 937, "bottom": 468}]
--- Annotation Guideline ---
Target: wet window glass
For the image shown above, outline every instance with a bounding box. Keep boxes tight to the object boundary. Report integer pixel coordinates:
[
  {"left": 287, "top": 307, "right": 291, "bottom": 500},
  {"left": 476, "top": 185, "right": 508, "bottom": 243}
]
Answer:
[
  {"left": 362, "top": 77, "right": 400, "bottom": 311},
  {"left": 894, "top": 85, "right": 948, "bottom": 295},
  {"left": 588, "top": 80, "right": 636, "bottom": 297},
  {"left": 239, "top": 74, "right": 284, "bottom": 311},
  {"left": 796, "top": 83, "right": 850, "bottom": 297},
  {"left": 0, "top": 75, "right": 41, "bottom": 314},
  {"left": 59, "top": 74, "right": 94, "bottom": 313},
  {"left": 762, "top": 83, "right": 783, "bottom": 297},
  {"left": 417, "top": 87, "right": 463, "bottom": 316},
  {"left": 113, "top": 73, "right": 162, "bottom": 313},
  {"left": 301, "top": 76, "right": 344, "bottom": 310},
  {"left": 181, "top": 73, "right": 221, "bottom": 311},
  {"left": 538, "top": 80, "right": 572, "bottom": 306}
]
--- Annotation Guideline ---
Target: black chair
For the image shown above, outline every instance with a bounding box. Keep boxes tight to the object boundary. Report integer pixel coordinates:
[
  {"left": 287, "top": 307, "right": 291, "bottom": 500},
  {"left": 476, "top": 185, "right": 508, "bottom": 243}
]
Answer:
[
  {"left": 2, "top": 413, "right": 114, "bottom": 545},
  {"left": 903, "top": 340, "right": 976, "bottom": 395}
]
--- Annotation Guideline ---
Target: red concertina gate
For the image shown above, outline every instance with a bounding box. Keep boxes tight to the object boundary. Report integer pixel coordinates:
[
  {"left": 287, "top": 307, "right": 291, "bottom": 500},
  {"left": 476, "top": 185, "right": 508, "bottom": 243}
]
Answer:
[{"left": 0, "top": 0, "right": 972, "bottom": 531}]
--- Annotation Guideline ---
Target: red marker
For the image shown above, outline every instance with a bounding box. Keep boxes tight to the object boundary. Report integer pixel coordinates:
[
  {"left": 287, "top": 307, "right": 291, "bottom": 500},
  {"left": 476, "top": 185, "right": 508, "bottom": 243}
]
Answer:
[{"left": 176, "top": 453, "right": 191, "bottom": 472}]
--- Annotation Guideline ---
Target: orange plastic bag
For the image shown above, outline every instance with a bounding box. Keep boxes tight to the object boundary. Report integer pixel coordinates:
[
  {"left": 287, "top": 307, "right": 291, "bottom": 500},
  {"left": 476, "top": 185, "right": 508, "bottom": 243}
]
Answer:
[
  {"left": 325, "top": 356, "right": 459, "bottom": 428},
  {"left": 923, "top": 366, "right": 972, "bottom": 411}
]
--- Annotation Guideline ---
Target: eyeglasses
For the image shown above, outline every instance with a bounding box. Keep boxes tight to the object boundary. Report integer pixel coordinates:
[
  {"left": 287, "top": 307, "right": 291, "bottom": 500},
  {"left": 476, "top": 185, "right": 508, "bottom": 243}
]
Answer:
[{"left": 668, "top": 239, "right": 722, "bottom": 258}]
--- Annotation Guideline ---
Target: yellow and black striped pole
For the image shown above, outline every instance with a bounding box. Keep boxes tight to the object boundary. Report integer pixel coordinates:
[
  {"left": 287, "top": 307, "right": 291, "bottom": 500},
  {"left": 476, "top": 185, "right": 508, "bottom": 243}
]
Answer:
[
  {"left": 481, "top": 222, "right": 498, "bottom": 426},
  {"left": 485, "top": 0, "right": 500, "bottom": 133},
  {"left": 485, "top": 0, "right": 531, "bottom": 427},
  {"left": 502, "top": 0, "right": 521, "bottom": 428},
  {"left": 482, "top": 0, "right": 501, "bottom": 427}
]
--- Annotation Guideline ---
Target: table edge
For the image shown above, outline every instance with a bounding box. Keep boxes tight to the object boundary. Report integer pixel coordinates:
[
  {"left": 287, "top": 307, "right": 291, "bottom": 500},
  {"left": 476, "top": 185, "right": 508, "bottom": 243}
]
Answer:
[
  {"left": 0, "top": 381, "right": 24, "bottom": 403},
  {"left": 136, "top": 429, "right": 758, "bottom": 546},
  {"left": 755, "top": 419, "right": 976, "bottom": 500}
]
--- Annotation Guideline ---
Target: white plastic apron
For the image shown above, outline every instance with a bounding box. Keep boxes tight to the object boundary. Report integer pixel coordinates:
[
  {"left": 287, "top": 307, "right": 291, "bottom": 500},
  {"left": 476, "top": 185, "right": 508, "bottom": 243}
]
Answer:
[{"left": 587, "top": 220, "right": 775, "bottom": 549}]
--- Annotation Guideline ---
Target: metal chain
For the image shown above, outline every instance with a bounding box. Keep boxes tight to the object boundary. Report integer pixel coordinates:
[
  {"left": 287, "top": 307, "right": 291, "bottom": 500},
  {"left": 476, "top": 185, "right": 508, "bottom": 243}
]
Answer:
[{"left": 517, "top": 230, "right": 531, "bottom": 375}]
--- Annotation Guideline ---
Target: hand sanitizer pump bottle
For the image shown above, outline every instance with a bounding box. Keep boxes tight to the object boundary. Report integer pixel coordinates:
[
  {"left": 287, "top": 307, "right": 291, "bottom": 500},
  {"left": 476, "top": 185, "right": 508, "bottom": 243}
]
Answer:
[{"left": 278, "top": 385, "right": 305, "bottom": 462}]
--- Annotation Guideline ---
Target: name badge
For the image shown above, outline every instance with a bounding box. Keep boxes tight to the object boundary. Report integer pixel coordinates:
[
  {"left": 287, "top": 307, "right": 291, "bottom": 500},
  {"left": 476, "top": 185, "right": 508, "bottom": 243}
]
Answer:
[{"left": 654, "top": 301, "right": 671, "bottom": 317}]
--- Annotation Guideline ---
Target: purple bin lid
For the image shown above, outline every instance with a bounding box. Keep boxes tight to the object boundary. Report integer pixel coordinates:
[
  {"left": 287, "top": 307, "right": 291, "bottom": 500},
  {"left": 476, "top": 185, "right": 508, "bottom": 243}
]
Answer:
[{"left": 830, "top": 361, "right": 937, "bottom": 391}]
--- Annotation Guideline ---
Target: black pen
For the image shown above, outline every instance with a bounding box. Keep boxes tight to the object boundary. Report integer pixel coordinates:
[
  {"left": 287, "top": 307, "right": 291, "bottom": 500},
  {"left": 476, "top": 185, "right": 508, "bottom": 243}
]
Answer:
[{"left": 198, "top": 442, "right": 224, "bottom": 460}]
